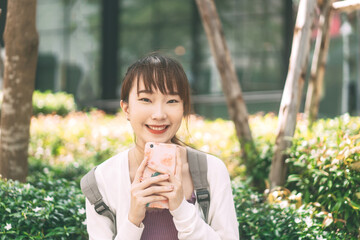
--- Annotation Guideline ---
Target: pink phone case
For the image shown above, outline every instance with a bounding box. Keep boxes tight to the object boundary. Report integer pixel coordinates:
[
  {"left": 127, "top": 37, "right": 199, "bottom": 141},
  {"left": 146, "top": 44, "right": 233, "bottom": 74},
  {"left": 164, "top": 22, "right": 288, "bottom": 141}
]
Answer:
[{"left": 142, "top": 142, "right": 177, "bottom": 209}]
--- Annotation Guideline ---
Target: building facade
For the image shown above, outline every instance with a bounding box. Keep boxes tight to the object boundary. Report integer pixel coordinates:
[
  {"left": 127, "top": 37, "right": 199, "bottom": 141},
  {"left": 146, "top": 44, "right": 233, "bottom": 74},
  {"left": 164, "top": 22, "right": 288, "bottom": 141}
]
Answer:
[{"left": 1, "top": 0, "right": 359, "bottom": 118}]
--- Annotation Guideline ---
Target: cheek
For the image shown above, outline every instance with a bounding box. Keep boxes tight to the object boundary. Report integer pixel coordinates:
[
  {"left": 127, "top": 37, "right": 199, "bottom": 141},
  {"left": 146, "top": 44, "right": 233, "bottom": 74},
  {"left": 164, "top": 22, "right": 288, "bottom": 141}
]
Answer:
[{"left": 170, "top": 107, "right": 184, "bottom": 122}]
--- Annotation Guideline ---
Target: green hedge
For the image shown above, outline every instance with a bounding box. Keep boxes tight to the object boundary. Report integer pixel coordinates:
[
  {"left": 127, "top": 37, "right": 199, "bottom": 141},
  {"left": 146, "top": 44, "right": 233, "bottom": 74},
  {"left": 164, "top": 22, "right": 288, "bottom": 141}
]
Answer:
[
  {"left": 233, "top": 180, "right": 350, "bottom": 239},
  {"left": 1, "top": 176, "right": 351, "bottom": 239},
  {"left": 32, "top": 91, "right": 76, "bottom": 116},
  {"left": 0, "top": 176, "right": 86, "bottom": 239},
  {"left": 286, "top": 115, "right": 360, "bottom": 238},
  {"left": 0, "top": 90, "right": 76, "bottom": 116}
]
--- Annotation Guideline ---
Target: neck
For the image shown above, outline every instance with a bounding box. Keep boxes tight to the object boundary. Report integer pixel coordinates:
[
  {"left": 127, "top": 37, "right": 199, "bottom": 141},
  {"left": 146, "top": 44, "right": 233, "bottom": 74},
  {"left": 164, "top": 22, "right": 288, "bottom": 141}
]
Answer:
[{"left": 131, "top": 142, "right": 145, "bottom": 168}]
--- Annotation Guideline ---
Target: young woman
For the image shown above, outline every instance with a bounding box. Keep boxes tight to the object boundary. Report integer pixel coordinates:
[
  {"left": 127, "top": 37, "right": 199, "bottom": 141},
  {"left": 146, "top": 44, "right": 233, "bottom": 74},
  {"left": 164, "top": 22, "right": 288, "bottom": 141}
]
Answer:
[{"left": 84, "top": 54, "right": 239, "bottom": 239}]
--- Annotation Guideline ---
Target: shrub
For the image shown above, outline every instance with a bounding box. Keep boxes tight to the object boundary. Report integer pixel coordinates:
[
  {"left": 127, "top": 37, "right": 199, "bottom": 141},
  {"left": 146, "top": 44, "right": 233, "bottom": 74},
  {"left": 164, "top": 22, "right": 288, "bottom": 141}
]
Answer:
[
  {"left": 29, "top": 111, "right": 133, "bottom": 178},
  {"left": 0, "top": 90, "right": 76, "bottom": 117},
  {"left": 0, "top": 176, "right": 86, "bottom": 240},
  {"left": 233, "top": 179, "right": 351, "bottom": 239},
  {"left": 286, "top": 115, "right": 360, "bottom": 237},
  {"left": 32, "top": 91, "right": 76, "bottom": 116},
  {"left": 28, "top": 157, "right": 89, "bottom": 184}
]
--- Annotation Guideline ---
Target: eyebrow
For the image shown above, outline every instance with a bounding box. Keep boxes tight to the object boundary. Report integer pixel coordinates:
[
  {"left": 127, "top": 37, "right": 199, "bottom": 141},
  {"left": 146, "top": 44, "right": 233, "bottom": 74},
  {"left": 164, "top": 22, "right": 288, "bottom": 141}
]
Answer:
[
  {"left": 137, "top": 89, "right": 152, "bottom": 94},
  {"left": 137, "top": 89, "right": 179, "bottom": 95}
]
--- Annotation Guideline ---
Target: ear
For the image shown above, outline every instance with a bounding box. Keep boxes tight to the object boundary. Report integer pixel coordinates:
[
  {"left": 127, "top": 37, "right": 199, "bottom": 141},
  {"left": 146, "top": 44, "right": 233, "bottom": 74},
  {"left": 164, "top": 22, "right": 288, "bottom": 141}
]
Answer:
[{"left": 120, "top": 100, "right": 130, "bottom": 120}]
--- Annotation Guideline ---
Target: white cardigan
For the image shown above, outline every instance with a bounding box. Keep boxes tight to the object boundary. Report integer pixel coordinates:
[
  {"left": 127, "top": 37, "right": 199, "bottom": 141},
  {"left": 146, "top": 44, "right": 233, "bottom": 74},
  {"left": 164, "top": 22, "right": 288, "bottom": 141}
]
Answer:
[{"left": 85, "top": 149, "right": 239, "bottom": 240}]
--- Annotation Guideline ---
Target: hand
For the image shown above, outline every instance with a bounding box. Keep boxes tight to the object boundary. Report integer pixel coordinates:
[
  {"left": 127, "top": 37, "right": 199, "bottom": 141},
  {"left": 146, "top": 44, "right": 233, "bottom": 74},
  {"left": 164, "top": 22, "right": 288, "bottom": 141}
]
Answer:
[
  {"left": 157, "top": 147, "right": 185, "bottom": 211},
  {"left": 128, "top": 156, "right": 173, "bottom": 227}
]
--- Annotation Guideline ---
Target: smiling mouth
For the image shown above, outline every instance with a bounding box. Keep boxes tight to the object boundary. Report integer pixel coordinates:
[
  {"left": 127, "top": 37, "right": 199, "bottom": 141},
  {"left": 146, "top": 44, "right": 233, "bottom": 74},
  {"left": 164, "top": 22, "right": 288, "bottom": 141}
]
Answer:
[{"left": 146, "top": 125, "right": 169, "bottom": 134}]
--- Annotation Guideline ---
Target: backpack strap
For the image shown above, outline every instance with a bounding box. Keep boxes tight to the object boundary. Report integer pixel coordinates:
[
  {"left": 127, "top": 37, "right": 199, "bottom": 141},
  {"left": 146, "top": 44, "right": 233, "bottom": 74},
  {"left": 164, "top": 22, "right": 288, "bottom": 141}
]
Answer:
[
  {"left": 80, "top": 167, "right": 117, "bottom": 239},
  {"left": 186, "top": 147, "right": 210, "bottom": 223}
]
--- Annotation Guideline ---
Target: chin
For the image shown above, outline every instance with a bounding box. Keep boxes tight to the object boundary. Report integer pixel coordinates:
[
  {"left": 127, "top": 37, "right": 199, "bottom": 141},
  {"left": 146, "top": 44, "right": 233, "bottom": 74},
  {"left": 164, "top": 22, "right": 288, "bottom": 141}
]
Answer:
[{"left": 146, "top": 136, "right": 173, "bottom": 144}]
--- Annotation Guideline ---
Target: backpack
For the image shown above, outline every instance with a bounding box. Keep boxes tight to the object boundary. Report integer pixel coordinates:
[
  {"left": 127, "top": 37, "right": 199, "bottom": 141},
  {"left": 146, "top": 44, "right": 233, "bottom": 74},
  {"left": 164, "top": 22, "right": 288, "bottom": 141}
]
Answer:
[{"left": 80, "top": 147, "right": 210, "bottom": 237}]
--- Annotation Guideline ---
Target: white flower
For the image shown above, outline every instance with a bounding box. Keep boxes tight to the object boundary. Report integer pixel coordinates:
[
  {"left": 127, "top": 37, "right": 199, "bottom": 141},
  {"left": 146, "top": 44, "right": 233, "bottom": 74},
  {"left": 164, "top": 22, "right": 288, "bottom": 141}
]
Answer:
[
  {"left": 78, "top": 208, "right": 86, "bottom": 215},
  {"left": 272, "top": 191, "right": 279, "bottom": 198},
  {"left": 44, "top": 196, "right": 54, "bottom": 201},
  {"left": 100, "top": 126, "right": 109, "bottom": 136},
  {"left": 252, "top": 208, "right": 258, "bottom": 214},
  {"left": 305, "top": 216, "right": 313, "bottom": 227},
  {"left": 289, "top": 194, "right": 296, "bottom": 201},
  {"left": 43, "top": 168, "right": 50, "bottom": 174},
  {"left": 294, "top": 218, "right": 301, "bottom": 224},
  {"left": 316, "top": 235, "right": 326, "bottom": 240},
  {"left": 250, "top": 194, "right": 259, "bottom": 201},
  {"left": 73, "top": 162, "right": 79, "bottom": 168},
  {"left": 200, "top": 145, "right": 210, "bottom": 152},
  {"left": 280, "top": 200, "right": 289, "bottom": 209},
  {"left": 5, "top": 223, "right": 12, "bottom": 230},
  {"left": 24, "top": 183, "right": 31, "bottom": 190},
  {"left": 329, "top": 165, "right": 338, "bottom": 172},
  {"left": 33, "top": 207, "right": 43, "bottom": 212},
  {"left": 82, "top": 219, "right": 87, "bottom": 225},
  {"left": 194, "top": 131, "right": 202, "bottom": 140},
  {"left": 203, "top": 133, "right": 212, "bottom": 141}
]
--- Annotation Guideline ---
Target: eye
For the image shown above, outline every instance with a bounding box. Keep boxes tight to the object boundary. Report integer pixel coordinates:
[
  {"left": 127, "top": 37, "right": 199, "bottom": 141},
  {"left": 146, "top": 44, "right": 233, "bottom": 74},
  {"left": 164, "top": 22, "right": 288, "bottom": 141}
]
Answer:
[
  {"left": 167, "top": 99, "right": 179, "bottom": 104},
  {"left": 139, "top": 98, "right": 151, "bottom": 103}
]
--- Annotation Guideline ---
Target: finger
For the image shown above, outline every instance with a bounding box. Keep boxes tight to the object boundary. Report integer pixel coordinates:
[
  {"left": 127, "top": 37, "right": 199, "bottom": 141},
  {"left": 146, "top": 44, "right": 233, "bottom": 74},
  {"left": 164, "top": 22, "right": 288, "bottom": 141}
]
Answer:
[
  {"left": 143, "top": 195, "right": 168, "bottom": 205},
  {"left": 153, "top": 180, "right": 172, "bottom": 186},
  {"left": 150, "top": 166, "right": 171, "bottom": 175},
  {"left": 139, "top": 173, "right": 170, "bottom": 189},
  {"left": 133, "top": 155, "right": 149, "bottom": 184},
  {"left": 141, "top": 185, "right": 174, "bottom": 197},
  {"left": 175, "top": 146, "right": 182, "bottom": 179}
]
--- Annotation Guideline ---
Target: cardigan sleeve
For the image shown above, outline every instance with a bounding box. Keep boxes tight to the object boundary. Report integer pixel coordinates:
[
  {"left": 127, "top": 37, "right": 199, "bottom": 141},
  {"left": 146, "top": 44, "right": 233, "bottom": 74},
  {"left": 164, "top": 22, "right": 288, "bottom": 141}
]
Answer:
[
  {"left": 85, "top": 164, "right": 145, "bottom": 240},
  {"left": 170, "top": 154, "right": 239, "bottom": 240},
  {"left": 85, "top": 198, "right": 144, "bottom": 240}
]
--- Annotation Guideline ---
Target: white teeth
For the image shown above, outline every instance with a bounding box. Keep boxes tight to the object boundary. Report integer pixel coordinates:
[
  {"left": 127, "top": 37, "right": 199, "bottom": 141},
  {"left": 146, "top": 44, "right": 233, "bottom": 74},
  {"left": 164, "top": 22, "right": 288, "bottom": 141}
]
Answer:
[{"left": 148, "top": 125, "right": 166, "bottom": 131}]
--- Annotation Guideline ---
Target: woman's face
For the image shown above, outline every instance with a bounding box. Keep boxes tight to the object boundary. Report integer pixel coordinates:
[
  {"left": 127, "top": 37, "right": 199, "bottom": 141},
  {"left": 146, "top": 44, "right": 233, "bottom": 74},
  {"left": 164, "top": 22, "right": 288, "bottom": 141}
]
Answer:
[{"left": 121, "top": 77, "right": 184, "bottom": 149}]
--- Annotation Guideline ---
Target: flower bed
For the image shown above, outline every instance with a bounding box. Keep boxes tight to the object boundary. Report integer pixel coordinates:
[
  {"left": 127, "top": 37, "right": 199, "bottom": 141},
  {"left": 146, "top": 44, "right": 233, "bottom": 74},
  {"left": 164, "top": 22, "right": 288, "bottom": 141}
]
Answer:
[{"left": 0, "top": 112, "right": 358, "bottom": 239}]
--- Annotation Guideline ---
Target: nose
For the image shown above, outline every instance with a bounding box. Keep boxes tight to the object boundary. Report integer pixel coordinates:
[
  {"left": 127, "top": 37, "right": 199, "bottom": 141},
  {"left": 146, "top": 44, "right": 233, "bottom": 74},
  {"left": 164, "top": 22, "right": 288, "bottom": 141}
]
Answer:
[{"left": 151, "top": 103, "right": 167, "bottom": 120}]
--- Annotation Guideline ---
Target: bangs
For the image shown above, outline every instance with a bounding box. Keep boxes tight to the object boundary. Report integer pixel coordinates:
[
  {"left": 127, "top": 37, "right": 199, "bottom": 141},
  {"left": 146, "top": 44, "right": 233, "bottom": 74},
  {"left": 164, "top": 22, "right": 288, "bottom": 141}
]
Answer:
[
  {"left": 133, "top": 56, "right": 188, "bottom": 100},
  {"left": 135, "top": 66, "right": 180, "bottom": 96}
]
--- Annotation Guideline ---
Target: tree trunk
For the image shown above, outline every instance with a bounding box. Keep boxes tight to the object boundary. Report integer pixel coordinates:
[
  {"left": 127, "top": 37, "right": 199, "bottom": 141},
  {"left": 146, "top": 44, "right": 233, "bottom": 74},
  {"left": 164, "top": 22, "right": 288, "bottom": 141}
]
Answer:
[
  {"left": 195, "top": 0, "right": 255, "bottom": 170},
  {"left": 269, "top": 0, "right": 316, "bottom": 189},
  {"left": 332, "top": 0, "right": 360, "bottom": 12},
  {"left": 305, "top": 0, "right": 334, "bottom": 123},
  {"left": 0, "top": 0, "right": 39, "bottom": 182}
]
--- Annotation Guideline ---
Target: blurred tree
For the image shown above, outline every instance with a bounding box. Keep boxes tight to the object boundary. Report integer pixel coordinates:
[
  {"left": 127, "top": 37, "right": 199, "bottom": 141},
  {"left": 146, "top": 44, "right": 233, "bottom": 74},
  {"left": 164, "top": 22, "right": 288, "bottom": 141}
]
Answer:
[
  {"left": 0, "top": 0, "right": 39, "bottom": 182},
  {"left": 269, "top": 0, "right": 316, "bottom": 188},
  {"left": 305, "top": 0, "right": 333, "bottom": 124},
  {"left": 195, "top": 0, "right": 257, "bottom": 178}
]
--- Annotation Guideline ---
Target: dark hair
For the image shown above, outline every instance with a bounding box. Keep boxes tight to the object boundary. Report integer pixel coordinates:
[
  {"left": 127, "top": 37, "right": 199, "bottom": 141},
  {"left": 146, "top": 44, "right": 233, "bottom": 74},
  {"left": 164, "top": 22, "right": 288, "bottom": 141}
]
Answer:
[
  {"left": 121, "top": 53, "right": 191, "bottom": 116},
  {"left": 120, "top": 53, "right": 191, "bottom": 145}
]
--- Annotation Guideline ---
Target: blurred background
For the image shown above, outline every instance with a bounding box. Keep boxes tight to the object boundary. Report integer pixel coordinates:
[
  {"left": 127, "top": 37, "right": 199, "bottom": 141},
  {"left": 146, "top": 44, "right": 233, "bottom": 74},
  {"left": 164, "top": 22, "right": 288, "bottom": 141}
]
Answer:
[
  {"left": 1, "top": 1, "right": 359, "bottom": 238},
  {"left": 0, "top": 0, "right": 359, "bottom": 119}
]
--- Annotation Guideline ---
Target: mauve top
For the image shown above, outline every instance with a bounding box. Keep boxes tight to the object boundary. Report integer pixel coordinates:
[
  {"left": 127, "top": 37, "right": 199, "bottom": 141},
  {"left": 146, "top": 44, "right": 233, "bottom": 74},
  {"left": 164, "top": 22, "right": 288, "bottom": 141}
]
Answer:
[{"left": 141, "top": 193, "right": 196, "bottom": 240}]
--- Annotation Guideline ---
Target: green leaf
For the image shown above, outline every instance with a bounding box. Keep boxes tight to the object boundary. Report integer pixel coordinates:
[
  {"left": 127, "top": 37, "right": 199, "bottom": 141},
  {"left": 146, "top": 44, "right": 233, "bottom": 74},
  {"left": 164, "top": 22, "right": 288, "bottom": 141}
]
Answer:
[
  {"left": 332, "top": 201, "right": 342, "bottom": 212},
  {"left": 346, "top": 197, "right": 360, "bottom": 210}
]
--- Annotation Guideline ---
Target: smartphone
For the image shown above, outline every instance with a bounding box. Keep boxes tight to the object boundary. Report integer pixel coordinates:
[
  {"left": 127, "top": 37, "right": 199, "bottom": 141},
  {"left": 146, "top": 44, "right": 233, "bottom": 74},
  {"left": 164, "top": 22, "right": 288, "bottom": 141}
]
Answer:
[{"left": 142, "top": 142, "right": 178, "bottom": 209}]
